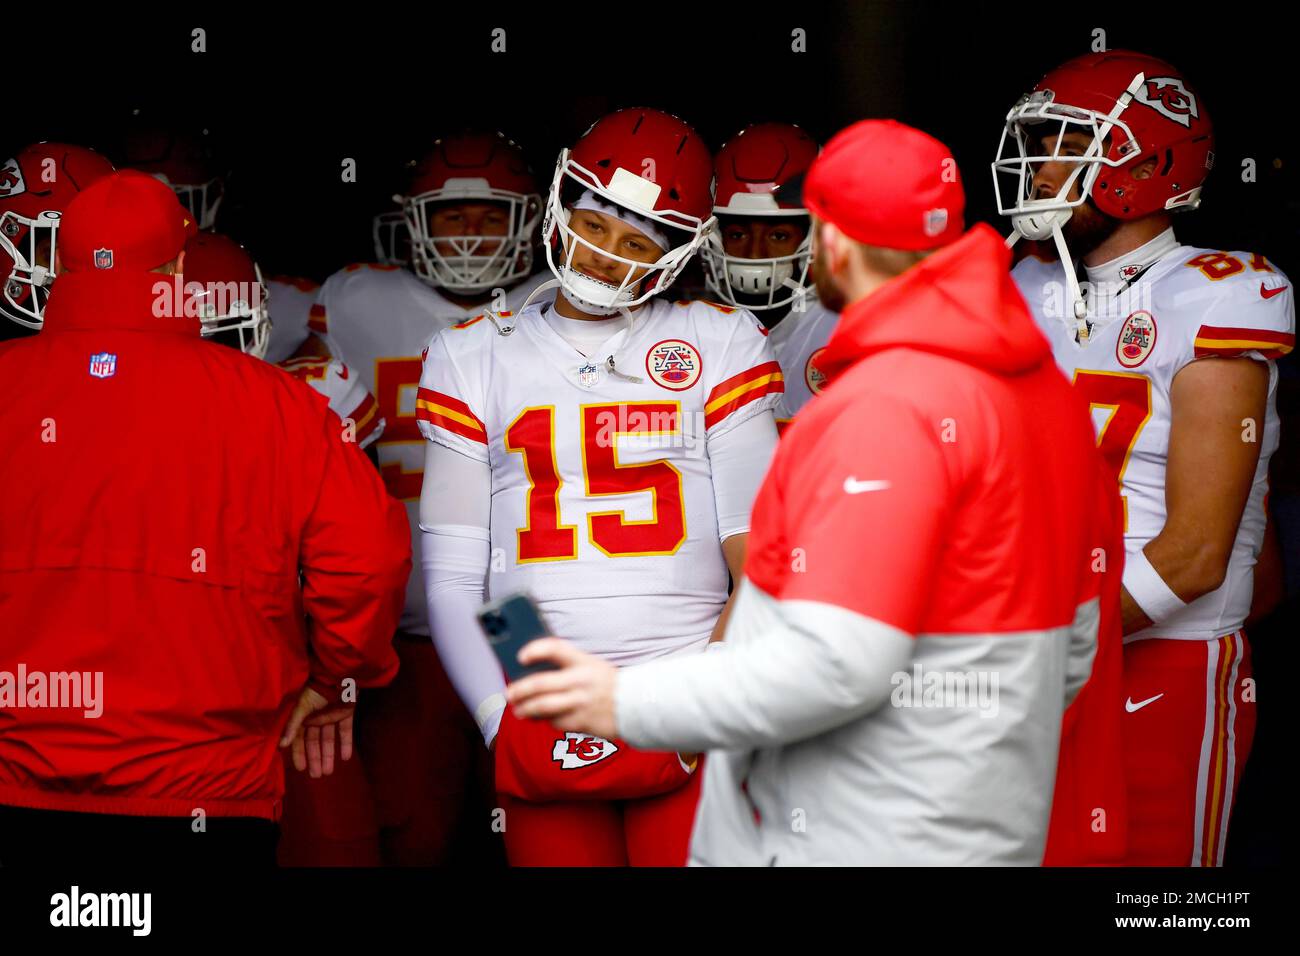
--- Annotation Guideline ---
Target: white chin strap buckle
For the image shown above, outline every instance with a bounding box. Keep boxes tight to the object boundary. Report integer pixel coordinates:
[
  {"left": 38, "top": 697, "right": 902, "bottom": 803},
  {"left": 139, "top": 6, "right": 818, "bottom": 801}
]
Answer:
[{"left": 1013, "top": 207, "right": 1073, "bottom": 242}]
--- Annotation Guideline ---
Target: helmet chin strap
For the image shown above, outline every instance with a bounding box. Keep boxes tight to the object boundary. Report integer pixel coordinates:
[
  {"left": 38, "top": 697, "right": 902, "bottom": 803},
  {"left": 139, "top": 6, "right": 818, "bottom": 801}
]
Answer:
[
  {"left": 1008, "top": 208, "right": 1090, "bottom": 343},
  {"left": 606, "top": 306, "right": 644, "bottom": 383},
  {"left": 1007, "top": 157, "right": 1093, "bottom": 341},
  {"left": 517, "top": 277, "right": 561, "bottom": 316},
  {"left": 504, "top": 275, "right": 645, "bottom": 382}
]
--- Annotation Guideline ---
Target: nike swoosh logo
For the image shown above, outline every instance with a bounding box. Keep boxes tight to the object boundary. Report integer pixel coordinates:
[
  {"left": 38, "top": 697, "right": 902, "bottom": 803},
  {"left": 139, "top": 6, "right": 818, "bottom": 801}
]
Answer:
[
  {"left": 843, "top": 477, "right": 892, "bottom": 495},
  {"left": 1260, "top": 283, "right": 1287, "bottom": 300},
  {"left": 1125, "top": 693, "right": 1164, "bottom": 713}
]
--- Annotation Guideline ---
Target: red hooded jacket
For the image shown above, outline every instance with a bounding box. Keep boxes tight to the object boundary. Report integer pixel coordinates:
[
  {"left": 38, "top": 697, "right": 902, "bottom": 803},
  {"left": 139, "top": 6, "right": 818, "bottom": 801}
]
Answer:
[
  {"left": 0, "top": 271, "right": 409, "bottom": 820},
  {"left": 748, "top": 224, "right": 1128, "bottom": 863}
]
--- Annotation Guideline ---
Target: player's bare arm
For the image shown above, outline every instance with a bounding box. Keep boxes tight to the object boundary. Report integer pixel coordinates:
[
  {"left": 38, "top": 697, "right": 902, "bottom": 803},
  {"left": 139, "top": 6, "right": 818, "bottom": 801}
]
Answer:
[
  {"left": 1121, "top": 356, "right": 1269, "bottom": 633},
  {"left": 709, "top": 533, "right": 748, "bottom": 643}
]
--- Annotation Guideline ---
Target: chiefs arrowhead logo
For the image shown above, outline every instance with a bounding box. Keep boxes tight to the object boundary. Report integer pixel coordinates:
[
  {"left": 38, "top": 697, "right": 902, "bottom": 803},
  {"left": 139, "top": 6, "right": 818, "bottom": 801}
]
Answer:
[
  {"left": 805, "top": 347, "right": 827, "bottom": 395},
  {"left": 645, "top": 338, "right": 702, "bottom": 391},
  {"left": 552, "top": 732, "right": 619, "bottom": 769},
  {"left": 1134, "top": 77, "right": 1199, "bottom": 128},
  {"left": 0, "top": 157, "right": 26, "bottom": 198},
  {"left": 1116, "top": 310, "right": 1158, "bottom": 368}
]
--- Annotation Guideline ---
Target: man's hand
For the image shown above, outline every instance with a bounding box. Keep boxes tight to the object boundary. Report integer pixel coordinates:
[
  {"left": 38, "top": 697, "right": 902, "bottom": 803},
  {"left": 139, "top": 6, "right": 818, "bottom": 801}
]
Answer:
[
  {"left": 506, "top": 638, "right": 619, "bottom": 740},
  {"left": 279, "top": 687, "right": 356, "bottom": 778}
]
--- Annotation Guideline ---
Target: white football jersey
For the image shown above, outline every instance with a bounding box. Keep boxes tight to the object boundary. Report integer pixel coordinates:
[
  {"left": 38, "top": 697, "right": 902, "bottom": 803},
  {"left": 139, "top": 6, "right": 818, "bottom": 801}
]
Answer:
[
  {"left": 276, "top": 355, "right": 384, "bottom": 449},
  {"left": 767, "top": 300, "right": 838, "bottom": 429},
  {"left": 265, "top": 276, "right": 321, "bottom": 364},
  {"left": 311, "top": 262, "right": 553, "bottom": 634},
  {"left": 417, "top": 297, "right": 783, "bottom": 664},
  {"left": 1013, "top": 238, "right": 1295, "bottom": 641}
]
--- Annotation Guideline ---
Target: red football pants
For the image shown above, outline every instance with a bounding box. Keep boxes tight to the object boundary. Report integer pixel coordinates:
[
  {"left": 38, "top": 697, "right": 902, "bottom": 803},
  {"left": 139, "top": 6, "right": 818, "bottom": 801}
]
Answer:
[
  {"left": 1123, "top": 631, "right": 1255, "bottom": 866},
  {"left": 357, "top": 633, "right": 499, "bottom": 866},
  {"left": 494, "top": 706, "right": 701, "bottom": 866}
]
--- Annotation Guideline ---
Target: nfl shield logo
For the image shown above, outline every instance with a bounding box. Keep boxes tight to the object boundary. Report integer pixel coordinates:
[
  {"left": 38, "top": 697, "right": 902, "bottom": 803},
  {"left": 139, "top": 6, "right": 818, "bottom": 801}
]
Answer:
[
  {"left": 88, "top": 352, "right": 117, "bottom": 378},
  {"left": 923, "top": 208, "right": 948, "bottom": 237},
  {"left": 577, "top": 361, "right": 601, "bottom": 388},
  {"left": 93, "top": 248, "right": 113, "bottom": 270}
]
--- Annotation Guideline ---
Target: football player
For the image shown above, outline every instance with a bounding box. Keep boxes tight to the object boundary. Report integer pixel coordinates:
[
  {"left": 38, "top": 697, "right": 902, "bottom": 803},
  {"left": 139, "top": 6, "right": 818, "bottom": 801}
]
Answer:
[
  {"left": 308, "top": 131, "right": 549, "bottom": 865},
  {"left": 0, "top": 142, "right": 114, "bottom": 339},
  {"left": 699, "top": 122, "right": 837, "bottom": 430},
  {"left": 184, "top": 231, "right": 383, "bottom": 455},
  {"left": 994, "top": 50, "right": 1295, "bottom": 865},
  {"left": 416, "top": 107, "right": 783, "bottom": 865}
]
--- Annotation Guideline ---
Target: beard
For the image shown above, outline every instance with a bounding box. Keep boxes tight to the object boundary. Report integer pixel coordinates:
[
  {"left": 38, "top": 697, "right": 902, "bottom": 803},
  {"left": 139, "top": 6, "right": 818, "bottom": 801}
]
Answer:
[
  {"left": 812, "top": 253, "right": 848, "bottom": 314},
  {"left": 1060, "top": 198, "right": 1121, "bottom": 258}
]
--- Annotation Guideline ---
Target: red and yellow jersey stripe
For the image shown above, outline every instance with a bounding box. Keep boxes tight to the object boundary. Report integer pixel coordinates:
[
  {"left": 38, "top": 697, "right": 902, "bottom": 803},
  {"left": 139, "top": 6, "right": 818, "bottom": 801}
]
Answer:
[
  {"left": 704, "top": 361, "right": 784, "bottom": 430},
  {"left": 347, "top": 392, "right": 381, "bottom": 445},
  {"left": 1194, "top": 325, "right": 1294, "bottom": 360},
  {"left": 415, "top": 387, "right": 488, "bottom": 444},
  {"left": 452, "top": 309, "right": 512, "bottom": 331},
  {"left": 307, "top": 303, "right": 329, "bottom": 336}
]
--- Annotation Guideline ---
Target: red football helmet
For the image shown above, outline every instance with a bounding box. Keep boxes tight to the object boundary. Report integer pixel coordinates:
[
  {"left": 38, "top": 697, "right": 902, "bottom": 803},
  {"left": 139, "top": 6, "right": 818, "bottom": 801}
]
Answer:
[
  {"left": 0, "top": 142, "right": 115, "bottom": 329},
  {"left": 700, "top": 122, "right": 819, "bottom": 311},
  {"left": 542, "top": 107, "right": 716, "bottom": 314},
  {"left": 122, "top": 126, "right": 226, "bottom": 231},
  {"left": 400, "top": 131, "right": 542, "bottom": 292},
  {"left": 182, "top": 231, "right": 271, "bottom": 359},
  {"left": 993, "top": 50, "right": 1215, "bottom": 240}
]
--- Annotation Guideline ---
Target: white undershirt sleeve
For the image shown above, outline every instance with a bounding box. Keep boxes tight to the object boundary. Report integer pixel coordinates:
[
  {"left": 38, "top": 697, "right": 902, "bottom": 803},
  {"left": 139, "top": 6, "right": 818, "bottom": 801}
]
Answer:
[
  {"left": 707, "top": 409, "right": 779, "bottom": 541},
  {"left": 418, "top": 440, "right": 506, "bottom": 746}
]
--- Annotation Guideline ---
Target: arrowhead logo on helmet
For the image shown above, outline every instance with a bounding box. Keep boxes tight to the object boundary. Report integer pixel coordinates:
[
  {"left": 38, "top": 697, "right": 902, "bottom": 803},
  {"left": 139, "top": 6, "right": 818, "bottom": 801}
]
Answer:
[
  {"left": 0, "top": 158, "right": 26, "bottom": 198},
  {"left": 1134, "top": 77, "right": 1200, "bottom": 128}
]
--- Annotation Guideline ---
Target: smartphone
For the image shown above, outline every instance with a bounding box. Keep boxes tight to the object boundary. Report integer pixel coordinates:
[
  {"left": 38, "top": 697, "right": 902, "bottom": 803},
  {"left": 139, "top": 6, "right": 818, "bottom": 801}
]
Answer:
[{"left": 476, "top": 592, "right": 559, "bottom": 681}]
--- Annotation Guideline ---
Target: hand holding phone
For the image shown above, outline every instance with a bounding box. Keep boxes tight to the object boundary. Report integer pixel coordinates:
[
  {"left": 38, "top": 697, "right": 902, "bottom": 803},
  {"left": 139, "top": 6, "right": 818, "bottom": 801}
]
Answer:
[{"left": 476, "top": 592, "right": 559, "bottom": 682}]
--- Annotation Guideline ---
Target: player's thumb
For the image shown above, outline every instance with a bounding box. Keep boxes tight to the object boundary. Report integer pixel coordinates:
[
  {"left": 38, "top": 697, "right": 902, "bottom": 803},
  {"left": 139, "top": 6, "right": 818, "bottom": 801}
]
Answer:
[{"left": 279, "top": 687, "right": 328, "bottom": 747}]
